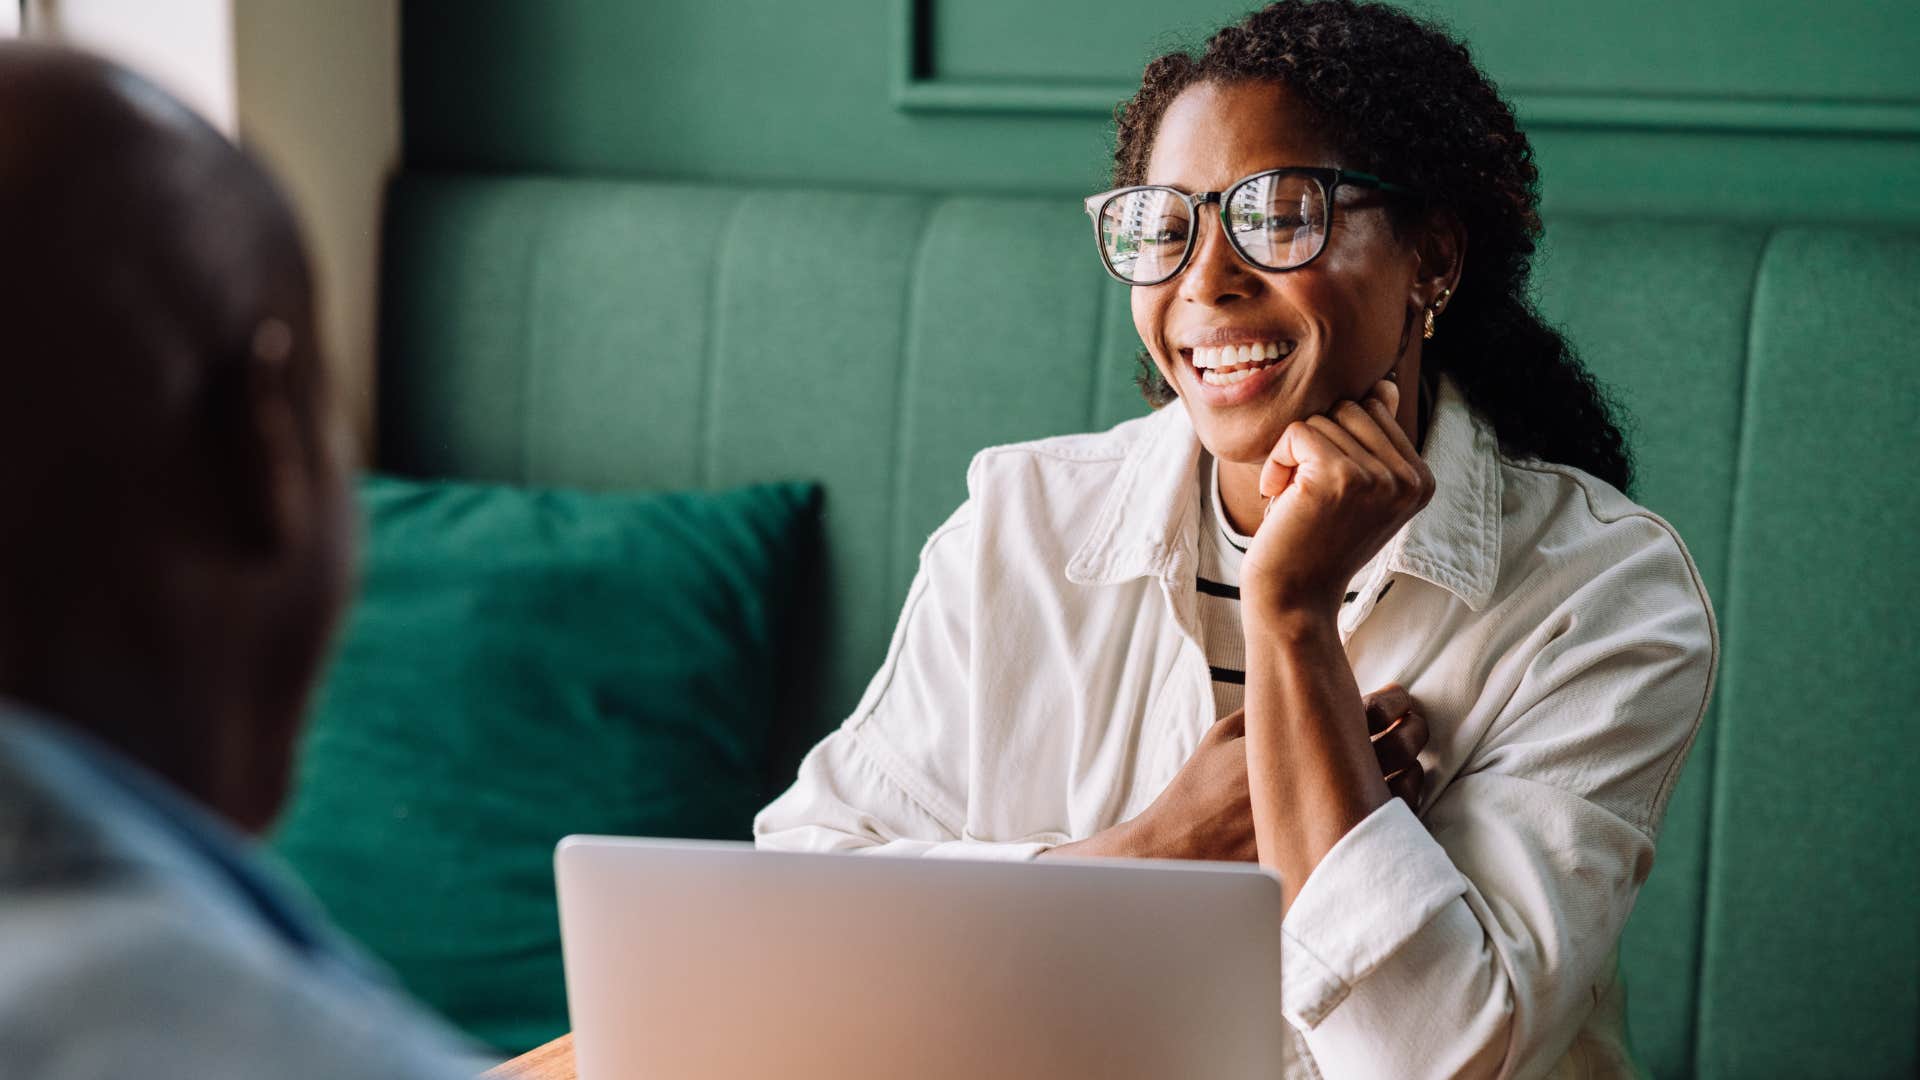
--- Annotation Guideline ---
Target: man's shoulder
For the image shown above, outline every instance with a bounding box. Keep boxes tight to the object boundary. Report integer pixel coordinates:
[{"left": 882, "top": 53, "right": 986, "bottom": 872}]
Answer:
[
  {"left": 0, "top": 711, "right": 480, "bottom": 1079},
  {"left": 0, "top": 882, "right": 477, "bottom": 1079}
]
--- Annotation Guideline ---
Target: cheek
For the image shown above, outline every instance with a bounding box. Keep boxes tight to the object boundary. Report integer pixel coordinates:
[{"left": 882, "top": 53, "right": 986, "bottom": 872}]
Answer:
[
  {"left": 1288, "top": 267, "right": 1406, "bottom": 357},
  {"left": 1131, "top": 289, "right": 1173, "bottom": 367}
]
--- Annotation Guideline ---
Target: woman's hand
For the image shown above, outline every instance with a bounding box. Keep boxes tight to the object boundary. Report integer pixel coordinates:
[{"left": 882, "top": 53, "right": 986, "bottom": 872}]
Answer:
[
  {"left": 1242, "top": 378, "right": 1436, "bottom": 622},
  {"left": 1366, "top": 683, "right": 1429, "bottom": 808},
  {"left": 1042, "top": 685, "right": 1429, "bottom": 860}
]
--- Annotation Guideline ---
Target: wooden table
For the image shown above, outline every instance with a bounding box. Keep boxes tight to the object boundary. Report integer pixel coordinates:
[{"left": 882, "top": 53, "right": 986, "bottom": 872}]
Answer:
[{"left": 481, "top": 1034, "right": 576, "bottom": 1080}]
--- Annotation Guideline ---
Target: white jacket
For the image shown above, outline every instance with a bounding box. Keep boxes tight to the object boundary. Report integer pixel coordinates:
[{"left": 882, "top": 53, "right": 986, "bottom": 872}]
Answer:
[{"left": 756, "top": 374, "right": 1718, "bottom": 1080}]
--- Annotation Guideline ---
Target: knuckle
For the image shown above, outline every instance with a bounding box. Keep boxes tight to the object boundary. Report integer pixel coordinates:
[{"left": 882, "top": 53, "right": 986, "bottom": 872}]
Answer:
[{"left": 1407, "top": 709, "right": 1430, "bottom": 740}]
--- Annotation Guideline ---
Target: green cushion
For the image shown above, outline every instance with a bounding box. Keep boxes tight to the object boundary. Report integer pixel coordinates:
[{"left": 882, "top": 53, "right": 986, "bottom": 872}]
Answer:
[
  {"left": 271, "top": 474, "right": 821, "bottom": 1054},
  {"left": 1695, "top": 228, "right": 1920, "bottom": 1078},
  {"left": 1532, "top": 222, "right": 1765, "bottom": 1079}
]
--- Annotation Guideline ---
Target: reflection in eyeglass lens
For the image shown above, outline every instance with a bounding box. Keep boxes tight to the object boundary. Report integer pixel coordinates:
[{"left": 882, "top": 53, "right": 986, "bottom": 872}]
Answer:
[
  {"left": 1230, "top": 173, "right": 1323, "bottom": 269},
  {"left": 1103, "top": 189, "right": 1192, "bottom": 282}
]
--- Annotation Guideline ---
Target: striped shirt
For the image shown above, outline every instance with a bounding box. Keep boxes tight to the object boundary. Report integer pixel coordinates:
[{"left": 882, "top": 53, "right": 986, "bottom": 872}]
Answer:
[{"left": 1195, "top": 454, "right": 1253, "bottom": 719}]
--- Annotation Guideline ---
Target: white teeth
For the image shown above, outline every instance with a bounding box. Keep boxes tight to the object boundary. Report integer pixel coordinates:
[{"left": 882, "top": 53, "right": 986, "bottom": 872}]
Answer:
[
  {"left": 1201, "top": 366, "right": 1262, "bottom": 386},
  {"left": 1189, "top": 340, "right": 1293, "bottom": 378},
  {"left": 1190, "top": 340, "right": 1291, "bottom": 369}
]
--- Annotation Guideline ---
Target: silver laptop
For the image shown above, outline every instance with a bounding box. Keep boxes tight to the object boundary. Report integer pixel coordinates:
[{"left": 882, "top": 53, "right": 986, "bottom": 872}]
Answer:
[{"left": 554, "top": 835, "right": 1288, "bottom": 1079}]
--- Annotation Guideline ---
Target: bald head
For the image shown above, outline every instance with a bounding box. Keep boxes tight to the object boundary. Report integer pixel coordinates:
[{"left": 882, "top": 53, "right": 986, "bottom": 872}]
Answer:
[
  {"left": 0, "top": 44, "right": 311, "bottom": 443},
  {"left": 0, "top": 44, "right": 352, "bottom": 831}
]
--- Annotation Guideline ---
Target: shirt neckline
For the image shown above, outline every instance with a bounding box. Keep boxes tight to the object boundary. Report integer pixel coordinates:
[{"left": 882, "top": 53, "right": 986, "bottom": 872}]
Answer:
[{"left": 1208, "top": 455, "right": 1255, "bottom": 555}]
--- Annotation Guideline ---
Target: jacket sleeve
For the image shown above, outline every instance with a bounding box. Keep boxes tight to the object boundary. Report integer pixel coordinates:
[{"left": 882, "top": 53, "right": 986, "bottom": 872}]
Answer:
[
  {"left": 754, "top": 502, "right": 1051, "bottom": 861},
  {"left": 1281, "top": 520, "right": 1718, "bottom": 1079}
]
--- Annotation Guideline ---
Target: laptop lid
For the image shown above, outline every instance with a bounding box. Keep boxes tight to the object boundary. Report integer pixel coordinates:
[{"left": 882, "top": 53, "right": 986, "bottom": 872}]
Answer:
[{"left": 555, "top": 835, "right": 1288, "bottom": 1080}]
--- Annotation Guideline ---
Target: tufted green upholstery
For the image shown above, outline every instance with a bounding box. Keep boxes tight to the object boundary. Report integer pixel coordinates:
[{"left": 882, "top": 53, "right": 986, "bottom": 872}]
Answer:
[{"left": 377, "top": 173, "right": 1919, "bottom": 1077}]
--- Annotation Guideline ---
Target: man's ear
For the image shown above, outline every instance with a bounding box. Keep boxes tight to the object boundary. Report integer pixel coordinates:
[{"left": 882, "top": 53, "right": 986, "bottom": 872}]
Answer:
[
  {"left": 1412, "top": 207, "right": 1467, "bottom": 309},
  {"left": 206, "top": 317, "right": 312, "bottom": 559}
]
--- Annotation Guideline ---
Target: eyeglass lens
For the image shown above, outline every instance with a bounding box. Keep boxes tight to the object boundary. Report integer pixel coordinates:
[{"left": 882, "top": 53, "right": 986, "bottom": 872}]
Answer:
[{"left": 1098, "top": 172, "right": 1328, "bottom": 285}]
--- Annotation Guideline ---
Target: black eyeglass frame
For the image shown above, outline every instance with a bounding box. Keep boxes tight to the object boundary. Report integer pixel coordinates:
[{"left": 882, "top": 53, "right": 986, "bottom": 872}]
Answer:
[{"left": 1082, "top": 167, "right": 1417, "bottom": 286}]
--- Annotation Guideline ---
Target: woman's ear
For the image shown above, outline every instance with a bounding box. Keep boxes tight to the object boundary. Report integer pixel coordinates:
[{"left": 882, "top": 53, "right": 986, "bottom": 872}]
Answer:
[{"left": 1412, "top": 207, "right": 1467, "bottom": 310}]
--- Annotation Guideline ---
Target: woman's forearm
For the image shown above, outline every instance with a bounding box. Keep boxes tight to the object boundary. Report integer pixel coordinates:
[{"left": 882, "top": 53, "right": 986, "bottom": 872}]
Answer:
[{"left": 1242, "top": 605, "right": 1391, "bottom": 911}]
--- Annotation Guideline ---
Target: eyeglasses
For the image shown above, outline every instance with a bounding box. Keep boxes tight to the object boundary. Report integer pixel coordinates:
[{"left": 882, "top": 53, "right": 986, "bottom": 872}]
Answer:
[{"left": 1083, "top": 167, "right": 1416, "bottom": 286}]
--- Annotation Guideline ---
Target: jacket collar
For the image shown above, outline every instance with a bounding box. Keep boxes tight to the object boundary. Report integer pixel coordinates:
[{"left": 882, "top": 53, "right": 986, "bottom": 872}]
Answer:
[{"left": 1066, "top": 372, "right": 1504, "bottom": 613}]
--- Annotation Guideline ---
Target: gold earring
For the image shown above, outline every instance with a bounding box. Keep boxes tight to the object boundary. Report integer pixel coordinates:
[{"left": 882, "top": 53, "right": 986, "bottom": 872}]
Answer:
[{"left": 1422, "top": 287, "right": 1452, "bottom": 341}]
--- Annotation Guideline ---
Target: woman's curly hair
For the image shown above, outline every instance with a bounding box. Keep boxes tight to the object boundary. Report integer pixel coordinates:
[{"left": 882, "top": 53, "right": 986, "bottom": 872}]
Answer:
[{"left": 1115, "top": 0, "right": 1632, "bottom": 492}]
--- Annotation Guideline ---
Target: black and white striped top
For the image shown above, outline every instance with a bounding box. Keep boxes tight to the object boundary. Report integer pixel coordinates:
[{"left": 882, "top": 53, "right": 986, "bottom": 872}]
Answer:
[
  {"left": 1196, "top": 455, "right": 1254, "bottom": 719},
  {"left": 1194, "top": 455, "right": 1393, "bottom": 719}
]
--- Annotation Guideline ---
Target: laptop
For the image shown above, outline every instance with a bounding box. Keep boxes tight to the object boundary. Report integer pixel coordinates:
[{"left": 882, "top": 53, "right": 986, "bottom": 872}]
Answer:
[{"left": 554, "top": 835, "right": 1289, "bottom": 1079}]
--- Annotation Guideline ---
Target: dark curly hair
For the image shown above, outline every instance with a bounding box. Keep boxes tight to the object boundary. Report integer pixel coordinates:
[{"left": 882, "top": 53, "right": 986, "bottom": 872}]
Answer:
[{"left": 1115, "top": 0, "right": 1633, "bottom": 492}]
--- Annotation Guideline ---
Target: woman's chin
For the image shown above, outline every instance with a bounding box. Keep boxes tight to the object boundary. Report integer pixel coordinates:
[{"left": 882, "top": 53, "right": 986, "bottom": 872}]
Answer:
[
  {"left": 1178, "top": 384, "right": 1298, "bottom": 464},
  {"left": 1188, "top": 418, "right": 1291, "bottom": 467}
]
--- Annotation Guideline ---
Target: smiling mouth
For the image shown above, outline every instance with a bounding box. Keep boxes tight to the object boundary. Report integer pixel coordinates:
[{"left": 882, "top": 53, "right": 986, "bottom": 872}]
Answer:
[{"left": 1183, "top": 341, "right": 1295, "bottom": 386}]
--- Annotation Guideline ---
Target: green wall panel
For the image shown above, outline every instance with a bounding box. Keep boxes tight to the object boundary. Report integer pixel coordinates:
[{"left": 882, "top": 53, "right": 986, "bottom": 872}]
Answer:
[
  {"left": 404, "top": 0, "right": 1920, "bottom": 224},
  {"left": 922, "top": 0, "right": 1920, "bottom": 110}
]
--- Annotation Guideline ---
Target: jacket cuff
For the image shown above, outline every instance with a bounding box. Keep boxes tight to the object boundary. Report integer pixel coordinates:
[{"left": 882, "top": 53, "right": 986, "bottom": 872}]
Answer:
[{"left": 1280, "top": 797, "right": 1469, "bottom": 1030}]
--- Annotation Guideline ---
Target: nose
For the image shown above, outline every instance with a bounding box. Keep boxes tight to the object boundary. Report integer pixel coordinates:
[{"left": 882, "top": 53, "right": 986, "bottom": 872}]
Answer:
[{"left": 1176, "top": 210, "right": 1259, "bottom": 306}]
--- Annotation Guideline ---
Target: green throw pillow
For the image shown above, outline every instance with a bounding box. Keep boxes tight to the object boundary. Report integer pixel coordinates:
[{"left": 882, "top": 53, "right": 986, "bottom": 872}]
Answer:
[{"left": 270, "top": 474, "right": 821, "bottom": 1055}]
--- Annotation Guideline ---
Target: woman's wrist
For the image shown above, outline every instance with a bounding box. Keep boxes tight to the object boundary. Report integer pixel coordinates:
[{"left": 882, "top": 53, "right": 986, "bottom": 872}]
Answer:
[
  {"left": 1242, "top": 578, "right": 1344, "bottom": 635},
  {"left": 1042, "top": 813, "right": 1153, "bottom": 859}
]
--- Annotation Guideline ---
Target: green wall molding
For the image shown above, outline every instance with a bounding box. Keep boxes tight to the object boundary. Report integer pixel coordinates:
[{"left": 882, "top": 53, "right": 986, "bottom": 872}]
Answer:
[
  {"left": 890, "top": 0, "right": 1920, "bottom": 136},
  {"left": 402, "top": 0, "right": 1920, "bottom": 229}
]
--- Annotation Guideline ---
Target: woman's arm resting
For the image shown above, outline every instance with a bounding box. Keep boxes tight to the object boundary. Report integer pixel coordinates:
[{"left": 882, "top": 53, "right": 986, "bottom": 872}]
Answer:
[
  {"left": 1249, "top": 559, "right": 1713, "bottom": 1078},
  {"left": 1242, "top": 607, "right": 1392, "bottom": 909}
]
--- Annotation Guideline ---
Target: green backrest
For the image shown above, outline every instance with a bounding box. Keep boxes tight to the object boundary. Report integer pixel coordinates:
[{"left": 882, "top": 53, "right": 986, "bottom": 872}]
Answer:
[{"left": 377, "top": 172, "right": 1919, "bottom": 1077}]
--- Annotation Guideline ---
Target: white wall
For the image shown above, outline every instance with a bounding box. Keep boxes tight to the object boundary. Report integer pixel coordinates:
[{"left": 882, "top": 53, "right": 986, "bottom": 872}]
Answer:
[
  {"left": 234, "top": 0, "right": 399, "bottom": 459},
  {"left": 22, "top": 0, "right": 399, "bottom": 460},
  {"left": 25, "top": 0, "right": 237, "bottom": 134}
]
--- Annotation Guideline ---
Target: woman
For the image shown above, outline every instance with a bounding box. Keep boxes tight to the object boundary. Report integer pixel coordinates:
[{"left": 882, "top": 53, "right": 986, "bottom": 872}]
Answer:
[{"left": 756, "top": 2, "right": 1716, "bottom": 1077}]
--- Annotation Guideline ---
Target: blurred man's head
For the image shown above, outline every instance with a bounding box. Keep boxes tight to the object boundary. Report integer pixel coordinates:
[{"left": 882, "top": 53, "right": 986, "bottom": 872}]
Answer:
[{"left": 0, "top": 44, "right": 353, "bottom": 831}]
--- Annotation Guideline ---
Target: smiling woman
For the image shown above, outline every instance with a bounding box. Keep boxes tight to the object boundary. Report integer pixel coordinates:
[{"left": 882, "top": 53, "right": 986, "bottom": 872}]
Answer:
[{"left": 756, "top": 3, "right": 1717, "bottom": 1078}]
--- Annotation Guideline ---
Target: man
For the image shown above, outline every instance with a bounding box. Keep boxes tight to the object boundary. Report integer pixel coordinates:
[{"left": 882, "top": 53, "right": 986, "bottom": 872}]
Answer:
[{"left": 0, "top": 44, "right": 479, "bottom": 1077}]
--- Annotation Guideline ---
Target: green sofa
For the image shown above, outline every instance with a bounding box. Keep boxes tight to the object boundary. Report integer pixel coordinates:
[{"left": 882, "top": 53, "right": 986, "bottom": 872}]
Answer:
[{"left": 368, "top": 171, "right": 1919, "bottom": 1077}]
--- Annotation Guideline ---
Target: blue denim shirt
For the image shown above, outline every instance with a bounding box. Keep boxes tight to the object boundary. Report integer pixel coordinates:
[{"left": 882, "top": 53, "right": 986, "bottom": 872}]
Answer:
[{"left": 0, "top": 702, "right": 484, "bottom": 1079}]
